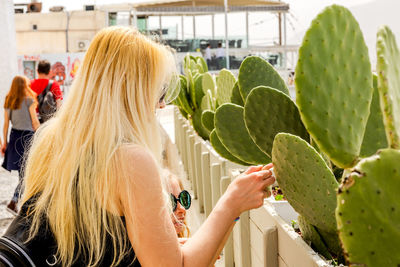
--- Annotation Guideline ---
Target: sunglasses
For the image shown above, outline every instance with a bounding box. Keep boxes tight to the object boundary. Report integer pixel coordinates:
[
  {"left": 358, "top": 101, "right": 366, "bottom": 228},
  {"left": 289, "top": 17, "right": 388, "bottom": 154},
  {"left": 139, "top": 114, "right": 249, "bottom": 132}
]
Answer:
[{"left": 170, "top": 190, "right": 191, "bottom": 212}]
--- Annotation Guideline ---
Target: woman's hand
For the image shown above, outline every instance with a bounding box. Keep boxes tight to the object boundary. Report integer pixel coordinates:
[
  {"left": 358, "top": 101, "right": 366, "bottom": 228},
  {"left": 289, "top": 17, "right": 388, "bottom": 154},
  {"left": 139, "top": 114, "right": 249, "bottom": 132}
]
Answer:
[
  {"left": 225, "top": 163, "right": 275, "bottom": 216},
  {"left": 1, "top": 143, "right": 6, "bottom": 156}
]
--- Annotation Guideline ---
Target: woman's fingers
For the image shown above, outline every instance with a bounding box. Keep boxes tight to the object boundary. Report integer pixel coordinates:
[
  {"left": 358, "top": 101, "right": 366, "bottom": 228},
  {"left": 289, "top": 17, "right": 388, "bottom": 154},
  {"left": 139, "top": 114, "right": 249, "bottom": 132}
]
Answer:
[
  {"left": 253, "top": 170, "right": 272, "bottom": 181},
  {"left": 262, "top": 175, "right": 275, "bottom": 187},
  {"left": 245, "top": 163, "right": 273, "bottom": 175},
  {"left": 244, "top": 165, "right": 263, "bottom": 174},
  {"left": 262, "top": 163, "right": 273, "bottom": 171}
]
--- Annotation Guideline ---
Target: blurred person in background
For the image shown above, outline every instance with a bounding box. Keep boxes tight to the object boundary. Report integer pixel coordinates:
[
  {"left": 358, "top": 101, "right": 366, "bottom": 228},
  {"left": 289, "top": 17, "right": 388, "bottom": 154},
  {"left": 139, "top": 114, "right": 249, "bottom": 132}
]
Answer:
[
  {"left": 2, "top": 75, "right": 40, "bottom": 215},
  {"left": 30, "top": 60, "right": 63, "bottom": 122},
  {"left": 204, "top": 43, "right": 212, "bottom": 69},
  {"left": 216, "top": 42, "right": 225, "bottom": 69}
]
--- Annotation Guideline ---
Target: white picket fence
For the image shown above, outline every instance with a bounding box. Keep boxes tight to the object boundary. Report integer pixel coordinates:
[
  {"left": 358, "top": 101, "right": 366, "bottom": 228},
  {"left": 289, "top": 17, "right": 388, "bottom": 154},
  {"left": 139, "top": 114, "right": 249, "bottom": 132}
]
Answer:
[{"left": 173, "top": 107, "right": 330, "bottom": 267}]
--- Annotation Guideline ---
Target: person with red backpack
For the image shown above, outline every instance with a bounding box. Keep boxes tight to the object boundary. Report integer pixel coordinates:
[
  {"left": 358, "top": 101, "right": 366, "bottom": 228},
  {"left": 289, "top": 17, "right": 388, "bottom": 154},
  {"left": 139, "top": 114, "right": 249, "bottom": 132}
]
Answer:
[{"left": 30, "top": 60, "right": 63, "bottom": 123}]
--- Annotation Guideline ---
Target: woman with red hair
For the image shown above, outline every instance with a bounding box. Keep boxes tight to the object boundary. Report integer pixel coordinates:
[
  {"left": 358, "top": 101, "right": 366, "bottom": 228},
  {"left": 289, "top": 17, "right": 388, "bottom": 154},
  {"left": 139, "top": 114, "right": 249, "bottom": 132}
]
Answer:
[{"left": 2, "top": 75, "right": 40, "bottom": 215}]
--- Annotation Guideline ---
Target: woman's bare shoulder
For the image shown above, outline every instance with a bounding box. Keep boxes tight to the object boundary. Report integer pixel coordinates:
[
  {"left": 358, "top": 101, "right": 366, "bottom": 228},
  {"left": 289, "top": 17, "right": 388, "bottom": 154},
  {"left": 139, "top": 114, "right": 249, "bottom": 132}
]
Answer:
[
  {"left": 117, "top": 144, "right": 160, "bottom": 184},
  {"left": 118, "top": 144, "right": 156, "bottom": 166}
]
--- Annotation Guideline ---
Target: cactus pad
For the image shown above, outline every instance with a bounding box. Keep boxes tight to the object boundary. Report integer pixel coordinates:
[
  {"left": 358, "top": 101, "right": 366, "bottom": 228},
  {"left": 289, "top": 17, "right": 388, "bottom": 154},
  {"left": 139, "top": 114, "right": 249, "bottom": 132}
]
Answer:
[
  {"left": 377, "top": 25, "right": 400, "bottom": 149},
  {"left": 202, "top": 72, "right": 216, "bottom": 96},
  {"left": 336, "top": 149, "right": 400, "bottom": 266},
  {"left": 201, "top": 110, "right": 215, "bottom": 132},
  {"left": 360, "top": 74, "right": 388, "bottom": 157},
  {"left": 272, "top": 133, "right": 338, "bottom": 232},
  {"left": 295, "top": 5, "right": 373, "bottom": 168},
  {"left": 194, "top": 74, "right": 205, "bottom": 108},
  {"left": 298, "top": 216, "right": 332, "bottom": 260},
  {"left": 191, "top": 108, "right": 210, "bottom": 140},
  {"left": 216, "top": 69, "right": 237, "bottom": 106},
  {"left": 238, "top": 56, "right": 289, "bottom": 100},
  {"left": 210, "top": 129, "right": 249, "bottom": 165},
  {"left": 231, "top": 81, "right": 244, "bottom": 106},
  {"left": 175, "top": 75, "right": 193, "bottom": 115},
  {"left": 215, "top": 103, "right": 270, "bottom": 164},
  {"left": 244, "top": 86, "right": 309, "bottom": 157},
  {"left": 196, "top": 56, "right": 208, "bottom": 73}
]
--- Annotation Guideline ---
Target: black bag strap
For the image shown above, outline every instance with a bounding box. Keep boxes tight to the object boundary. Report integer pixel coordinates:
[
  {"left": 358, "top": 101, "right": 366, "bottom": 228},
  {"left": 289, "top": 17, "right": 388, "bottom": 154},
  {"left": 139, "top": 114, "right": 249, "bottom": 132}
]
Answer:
[{"left": 38, "top": 80, "right": 53, "bottom": 106}]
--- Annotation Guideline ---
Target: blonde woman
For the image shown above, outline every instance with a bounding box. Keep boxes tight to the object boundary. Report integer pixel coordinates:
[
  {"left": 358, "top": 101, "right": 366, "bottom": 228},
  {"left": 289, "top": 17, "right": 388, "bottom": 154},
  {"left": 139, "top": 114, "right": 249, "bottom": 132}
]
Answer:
[{"left": 1, "top": 27, "right": 274, "bottom": 266}]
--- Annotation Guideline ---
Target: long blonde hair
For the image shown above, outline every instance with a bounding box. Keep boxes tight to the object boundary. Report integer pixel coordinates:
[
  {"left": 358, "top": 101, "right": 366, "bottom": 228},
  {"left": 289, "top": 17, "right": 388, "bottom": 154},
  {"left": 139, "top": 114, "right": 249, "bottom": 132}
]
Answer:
[{"left": 22, "top": 26, "right": 176, "bottom": 267}]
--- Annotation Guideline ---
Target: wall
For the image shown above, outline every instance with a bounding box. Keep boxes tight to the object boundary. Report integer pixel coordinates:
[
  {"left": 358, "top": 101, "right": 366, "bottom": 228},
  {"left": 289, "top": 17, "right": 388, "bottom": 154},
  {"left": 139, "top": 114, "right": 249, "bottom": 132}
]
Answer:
[
  {"left": 15, "top": 10, "right": 107, "bottom": 54},
  {"left": 18, "top": 53, "right": 85, "bottom": 99},
  {"left": 0, "top": 0, "right": 18, "bottom": 130}
]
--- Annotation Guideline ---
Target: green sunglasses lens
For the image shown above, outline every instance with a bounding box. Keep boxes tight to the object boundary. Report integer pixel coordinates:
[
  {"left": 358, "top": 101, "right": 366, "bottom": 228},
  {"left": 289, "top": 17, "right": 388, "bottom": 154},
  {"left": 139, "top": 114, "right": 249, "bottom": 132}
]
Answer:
[{"left": 179, "top": 190, "right": 191, "bottom": 209}]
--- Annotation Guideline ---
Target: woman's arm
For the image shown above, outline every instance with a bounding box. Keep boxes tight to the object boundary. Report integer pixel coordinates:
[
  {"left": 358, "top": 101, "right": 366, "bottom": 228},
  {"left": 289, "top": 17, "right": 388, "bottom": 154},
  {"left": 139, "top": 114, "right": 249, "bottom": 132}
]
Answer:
[
  {"left": 181, "top": 165, "right": 273, "bottom": 266},
  {"left": 2, "top": 110, "right": 9, "bottom": 154},
  {"left": 118, "top": 145, "right": 274, "bottom": 267},
  {"left": 28, "top": 102, "right": 40, "bottom": 131}
]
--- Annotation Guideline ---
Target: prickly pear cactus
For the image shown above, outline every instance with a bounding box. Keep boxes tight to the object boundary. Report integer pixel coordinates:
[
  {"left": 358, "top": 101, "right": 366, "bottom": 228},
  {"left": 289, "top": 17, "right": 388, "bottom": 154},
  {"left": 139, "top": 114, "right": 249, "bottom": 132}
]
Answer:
[
  {"left": 202, "top": 72, "right": 216, "bottom": 96},
  {"left": 377, "top": 25, "right": 400, "bottom": 149},
  {"left": 174, "top": 75, "right": 193, "bottom": 116},
  {"left": 272, "top": 133, "right": 338, "bottom": 233},
  {"left": 210, "top": 130, "right": 249, "bottom": 165},
  {"left": 215, "top": 103, "right": 270, "bottom": 164},
  {"left": 196, "top": 56, "right": 208, "bottom": 73},
  {"left": 295, "top": 5, "right": 373, "bottom": 168},
  {"left": 360, "top": 74, "right": 388, "bottom": 157},
  {"left": 191, "top": 108, "right": 210, "bottom": 140},
  {"left": 201, "top": 110, "right": 215, "bottom": 132},
  {"left": 244, "top": 86, "right": 309, "bottom": 157},
  {"left": 201, "top": 89, "right": 216, "bottom": 111},
  {"left": 336, "top": 149, "right": 400, "bottom": 266},
  {"left": 298, "top": 215, "right": 332, "bottom": 260},
  {"left": 238, "top": 56, "right": 289, "bottom": 100},
  {"left": 216, "top": 69, "right": 236, "bottom": 106},
  {"left": 230, "top": 82, "right": 244, "bottom": 106},
  {"left": 194, "top": 74, "right": 205, "bottom": 108}
]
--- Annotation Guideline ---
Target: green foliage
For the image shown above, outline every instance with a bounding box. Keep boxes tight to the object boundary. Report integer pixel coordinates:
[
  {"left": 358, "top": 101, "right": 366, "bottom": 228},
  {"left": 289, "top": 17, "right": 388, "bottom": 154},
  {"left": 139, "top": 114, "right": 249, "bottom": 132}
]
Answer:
[
  {"left": 377, "top": 25, "right": 400, "bottom": 149},
  {"left": 336, "top": 149, "right": 400, "bottom": 266},
  {"left": 298, "top": 216, "right": 332, "bottom": 260},
  {"left": 272, "top": 133, "right": 338, "bottom": 233},
  {"left": 209, "top": 130, "right": 249, "bottom": 165},
  {"left": 244, "top": 86, "right": 309, "bottom": 158},
  {"left": 238, "top": 56, "right": 289, "bottom": 101},
  {"left": 215, "top": 103, "right": 270, "bottom": 165},
  {"left": 230, "top": 81, "right": 244, "bottom": 106},
  {"left": 191, "top": 108, "right": 210, "bottom": 140},
  {"left": 202, "top": 72, "right": 216, "bottom": 96},
  {"left": 295, "top": 4, "right": 373, "bottom": 168},
  {"left": 194, "top": 74, "right": 205, "bottom": 108},
  {"left": 360, "top": 74, "right": 388, "bottom": 157},
  {"left": 173, "top": 75, "right": 193, "bottom": 116},
  {"left": 216, "top": 69, "right": 237, "bottom": 106},
  {"left": 201, "top": 110, "right": 215, "bottom": 132}
]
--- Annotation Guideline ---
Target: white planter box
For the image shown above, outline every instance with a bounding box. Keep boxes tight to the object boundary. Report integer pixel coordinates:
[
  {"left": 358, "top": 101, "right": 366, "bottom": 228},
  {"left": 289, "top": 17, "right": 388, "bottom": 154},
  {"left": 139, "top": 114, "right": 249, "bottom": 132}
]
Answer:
[
  {"left": 266, "top": 197, "right": 298, "bottom": 225},
  {"left": 230, "top": 170, "right": 331, "bottom": 267}
]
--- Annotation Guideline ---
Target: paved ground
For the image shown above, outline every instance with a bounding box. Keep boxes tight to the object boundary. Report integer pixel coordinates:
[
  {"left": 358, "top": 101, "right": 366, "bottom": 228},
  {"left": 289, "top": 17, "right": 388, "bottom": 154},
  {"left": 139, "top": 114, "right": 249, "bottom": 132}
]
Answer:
[{"left": 0, "top": 168, "right": 18, "bottom": 235}]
